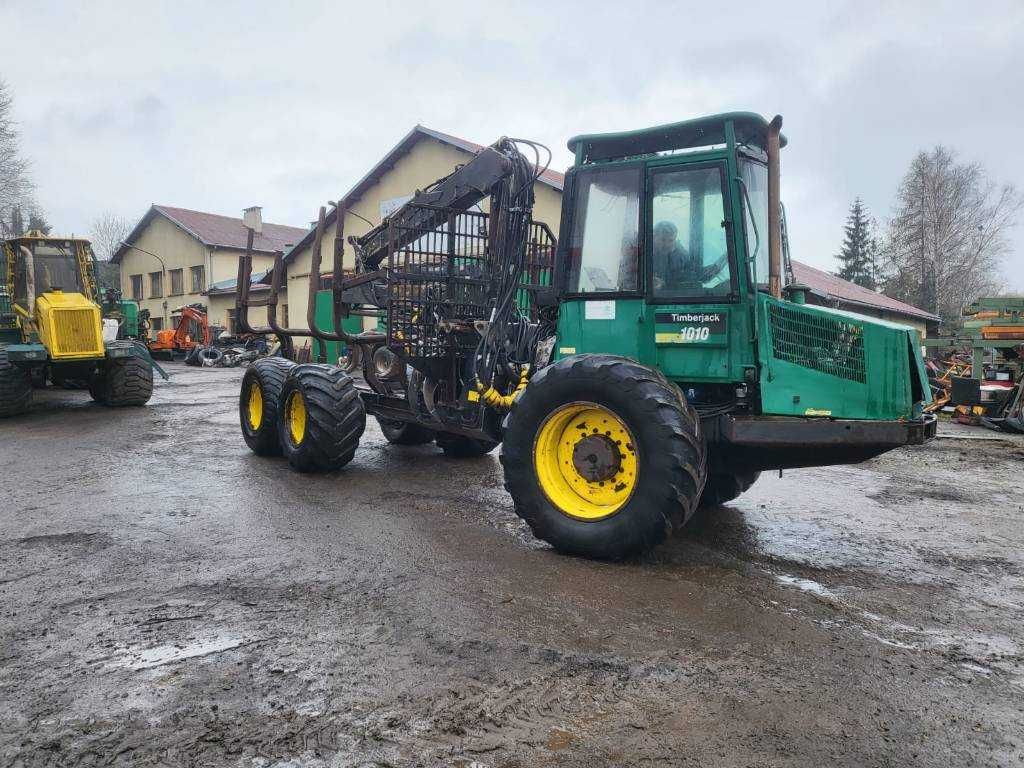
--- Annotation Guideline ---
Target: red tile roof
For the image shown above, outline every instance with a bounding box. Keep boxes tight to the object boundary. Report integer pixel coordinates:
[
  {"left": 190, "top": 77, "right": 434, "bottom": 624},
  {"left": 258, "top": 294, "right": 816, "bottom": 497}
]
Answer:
[
  {"left": 791, "top": 260, "right": 939, "bottom": 322},
  {"left": 113, "top": 205, "right": 308, "bottom": 263}
]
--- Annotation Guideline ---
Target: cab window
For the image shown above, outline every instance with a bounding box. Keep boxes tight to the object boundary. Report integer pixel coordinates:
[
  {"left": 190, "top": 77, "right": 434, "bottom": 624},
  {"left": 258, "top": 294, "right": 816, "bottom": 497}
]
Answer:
[
  {"left": 566, "top": 166, "right": 641, "bottom": 293},
  {"left": 650, "top": 165, "right": 732, "bottom": 299},
  {"left": 739, "top": 159, "right": 769, "bottom": 290},
  {"left": 14, "top": 243, "right": 83, "bottom": 302}
]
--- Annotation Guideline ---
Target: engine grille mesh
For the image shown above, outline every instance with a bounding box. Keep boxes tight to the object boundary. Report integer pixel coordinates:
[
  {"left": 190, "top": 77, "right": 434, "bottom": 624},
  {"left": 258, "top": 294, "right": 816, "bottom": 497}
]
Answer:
[
  {"left": 52, "top": 308, "right": 100, "bottom": 355},
  {"left": 768, "top": 302, "right": 866, "bottom": 383}
]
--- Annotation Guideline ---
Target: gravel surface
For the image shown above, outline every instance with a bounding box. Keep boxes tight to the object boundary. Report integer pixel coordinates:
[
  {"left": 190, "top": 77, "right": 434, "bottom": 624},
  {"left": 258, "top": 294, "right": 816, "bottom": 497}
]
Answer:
[{"left": 1, "top": 363, "right": 1022, "bottom": 767}]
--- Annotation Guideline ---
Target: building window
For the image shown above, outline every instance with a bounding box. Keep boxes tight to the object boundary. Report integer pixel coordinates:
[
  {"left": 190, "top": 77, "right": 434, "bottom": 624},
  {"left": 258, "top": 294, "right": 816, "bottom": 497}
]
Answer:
[
  {"left": 151, "top": 317, "right": 163, "bottom": 332},
  {"left": 226, "top": 308, "right": 236, "bottom": 335},
  {"left": 130, "top": 274, "right": 143, "bottom": 300},
  {"left": 191, "top": 265, "right": 205, "bottom": 293},
  {"left": 169, "top": 268, "right": 184, "bottom": 295},
  {"left": 149, "top": 271, "right": 163, "bottom": 298}
]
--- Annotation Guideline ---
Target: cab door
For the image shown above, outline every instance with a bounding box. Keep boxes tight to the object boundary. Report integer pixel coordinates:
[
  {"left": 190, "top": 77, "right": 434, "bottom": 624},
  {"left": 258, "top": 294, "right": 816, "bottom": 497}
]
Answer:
[
  {"left": 645, "top": 160, "right": 749, "bottom": 383},
  {"left": 553, "top": 162, "right": 653, "bottom": 363}
]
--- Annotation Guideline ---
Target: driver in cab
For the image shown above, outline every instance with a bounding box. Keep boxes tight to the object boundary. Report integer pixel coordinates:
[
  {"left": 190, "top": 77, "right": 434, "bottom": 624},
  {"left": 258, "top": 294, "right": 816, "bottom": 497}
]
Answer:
[{"left": 652, "top": 221, "right": 727, "bottom": 291}]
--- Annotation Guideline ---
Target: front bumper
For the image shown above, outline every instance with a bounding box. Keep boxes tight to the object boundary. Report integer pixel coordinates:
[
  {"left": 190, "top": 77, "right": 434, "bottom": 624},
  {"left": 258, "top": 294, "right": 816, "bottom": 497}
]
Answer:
[
  {"left": 712, "top": 413, "right": 937, "bottom": 471},
  {"left": 5, "top": 343, "right": 48, "bottom": 363}
]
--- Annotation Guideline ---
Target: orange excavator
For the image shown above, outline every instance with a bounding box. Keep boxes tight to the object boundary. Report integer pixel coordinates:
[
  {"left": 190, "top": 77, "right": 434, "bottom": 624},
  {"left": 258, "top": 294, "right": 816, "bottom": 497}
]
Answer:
[{"left": 145, "top": 304, "right": 211, "bottom": 359}]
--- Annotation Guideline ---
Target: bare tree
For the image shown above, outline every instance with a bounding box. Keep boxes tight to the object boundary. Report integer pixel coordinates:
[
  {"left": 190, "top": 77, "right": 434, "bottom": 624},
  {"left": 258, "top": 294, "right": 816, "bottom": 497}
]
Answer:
[
  {"left": 0, "top": 79, "right": 32, "bottom": 233},
  {"left": 883, "top": 147, "right": 1021, "bottom": 323},
  {"left": 90, "top": 212, "right": 133, "bottom": 260}
]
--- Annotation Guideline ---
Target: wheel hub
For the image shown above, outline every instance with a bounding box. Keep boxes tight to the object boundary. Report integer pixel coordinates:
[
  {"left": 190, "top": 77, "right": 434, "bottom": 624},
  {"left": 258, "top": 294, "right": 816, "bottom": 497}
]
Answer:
[
  {"left": 247, "top": 383, "right": 263, "bottom": 430},
  {"left": 533, "top": 402, "right": 638, "bottom": 521},
  {"left": 571, "top": 434, "right": 621, "bottom": 482}
]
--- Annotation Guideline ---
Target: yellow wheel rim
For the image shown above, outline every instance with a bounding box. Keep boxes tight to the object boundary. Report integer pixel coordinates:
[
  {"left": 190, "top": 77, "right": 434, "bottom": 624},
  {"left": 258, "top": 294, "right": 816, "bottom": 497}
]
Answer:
[
  {"left": 287, "top": 390, "right": 307, "bottom": 446},
  {"left": 533, "top": 402, "right": 638, "bottom": 521},
  {"left": 247, "top": 383, "right": 263, "bottom": 431}
]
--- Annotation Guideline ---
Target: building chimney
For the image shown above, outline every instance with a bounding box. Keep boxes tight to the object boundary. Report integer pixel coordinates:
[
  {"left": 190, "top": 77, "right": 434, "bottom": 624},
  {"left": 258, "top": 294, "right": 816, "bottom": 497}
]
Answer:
[{"left": 243, "top": 206, "right": 263, "bottom": 234}]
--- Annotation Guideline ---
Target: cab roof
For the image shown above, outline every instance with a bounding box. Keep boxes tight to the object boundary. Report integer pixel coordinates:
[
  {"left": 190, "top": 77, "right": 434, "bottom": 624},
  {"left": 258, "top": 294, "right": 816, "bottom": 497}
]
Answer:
[
  {"left": 567, "top": 111, "right": 787, "bottom": 164},
  {"left": 3, "top": 230, "right": 92, "bottom": 245}
]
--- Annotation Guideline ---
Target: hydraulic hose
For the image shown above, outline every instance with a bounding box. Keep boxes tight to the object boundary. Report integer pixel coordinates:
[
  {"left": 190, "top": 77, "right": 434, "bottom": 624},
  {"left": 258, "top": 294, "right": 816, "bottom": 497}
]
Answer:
[{"left": 475, "top": 365, "right": 530, "bottom": 410}]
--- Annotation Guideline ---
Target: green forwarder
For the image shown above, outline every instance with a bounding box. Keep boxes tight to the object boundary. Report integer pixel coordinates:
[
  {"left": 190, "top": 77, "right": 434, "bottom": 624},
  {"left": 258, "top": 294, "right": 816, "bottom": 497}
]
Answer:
[{"left": 233, "top": 112, "right": 936, "bottom": 560}]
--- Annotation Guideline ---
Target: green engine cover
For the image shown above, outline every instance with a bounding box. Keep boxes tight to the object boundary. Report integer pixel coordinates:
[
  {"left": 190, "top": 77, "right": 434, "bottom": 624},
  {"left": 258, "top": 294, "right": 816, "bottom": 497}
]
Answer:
[
  {"left": 554, "top": 293, "right": 930, "bottom": 422},
  {"left": 756, "top": 295, "right": 929, "bottom": 420}
]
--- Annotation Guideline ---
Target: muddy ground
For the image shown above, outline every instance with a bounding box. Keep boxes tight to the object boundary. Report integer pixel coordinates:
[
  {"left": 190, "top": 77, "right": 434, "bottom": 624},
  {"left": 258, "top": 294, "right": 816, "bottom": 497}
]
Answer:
[{"left": 1, "top": 363, "right": 1022, "bottom": 767}]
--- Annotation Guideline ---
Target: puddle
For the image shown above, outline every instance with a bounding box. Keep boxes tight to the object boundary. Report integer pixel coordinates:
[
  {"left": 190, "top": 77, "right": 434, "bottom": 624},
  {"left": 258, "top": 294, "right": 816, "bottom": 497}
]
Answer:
[
  {"left": 774, "top": 574, "right": 839, "bottom": 601},
  {"left": 114, "top": 634, "right": 247, "bottom": 670}
]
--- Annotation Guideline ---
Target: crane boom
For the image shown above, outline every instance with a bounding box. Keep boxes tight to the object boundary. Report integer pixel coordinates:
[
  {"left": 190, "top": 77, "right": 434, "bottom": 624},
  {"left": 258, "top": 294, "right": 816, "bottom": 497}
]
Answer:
[{"left": 351, "top": 145, "right": 515, "bottom": 271}]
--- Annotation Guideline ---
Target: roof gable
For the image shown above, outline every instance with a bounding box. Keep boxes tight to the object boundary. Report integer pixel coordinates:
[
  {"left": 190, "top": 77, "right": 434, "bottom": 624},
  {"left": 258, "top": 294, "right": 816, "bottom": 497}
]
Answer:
[
  {"left": 113, "top": 205, "right": 308, "bottom": 263},
  {"left": 284, "top": 125, "right": 565, "bottom": 264},
  {"left": 791, "top": 260, "right": 940, "bottom": 322}
]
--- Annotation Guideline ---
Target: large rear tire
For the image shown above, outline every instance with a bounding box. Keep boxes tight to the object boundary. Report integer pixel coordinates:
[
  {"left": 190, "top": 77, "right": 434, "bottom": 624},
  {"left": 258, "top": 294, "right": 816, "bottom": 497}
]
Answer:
[
  {"left": 0, "top": 350, "right": 32, "bottom": 418},
  {"left": 96, "top": 356, "right": 153, "bottom": 407},
  {"left": 279, "top": 364, "right": 365, "bottom": 473},
  {"left": 501, "top": 354, "right": 707, "bottom": 560},
  {"left": 239, "top": 356, "right": 297, "bottom": 456},
  {"left": 699, "top": 471, "right": 760, "bottom": 507},
  {"left": 376, "top": 417, "right": 436, "bottom": 446}
]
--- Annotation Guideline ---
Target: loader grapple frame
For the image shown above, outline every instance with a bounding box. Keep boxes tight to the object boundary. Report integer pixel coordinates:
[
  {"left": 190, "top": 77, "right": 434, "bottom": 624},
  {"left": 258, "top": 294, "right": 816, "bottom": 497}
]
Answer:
[
  {"left": 385, "top": 204, "right": 555, "bottom": 374},
  {"left": 233, "top": 137, "right": 557, "bottom": 441}
]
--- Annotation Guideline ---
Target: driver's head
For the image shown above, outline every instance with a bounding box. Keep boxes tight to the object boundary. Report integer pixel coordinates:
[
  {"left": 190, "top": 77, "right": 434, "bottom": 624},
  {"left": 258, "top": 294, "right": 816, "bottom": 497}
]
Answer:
[{"left": 653, "top": 221, "right": 678, "bottom": 255}]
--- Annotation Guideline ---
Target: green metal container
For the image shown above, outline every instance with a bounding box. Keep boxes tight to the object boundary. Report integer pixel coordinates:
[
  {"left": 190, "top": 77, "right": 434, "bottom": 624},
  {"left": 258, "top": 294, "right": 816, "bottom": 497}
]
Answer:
[{"left": 312, "top": 289, "right": 367, "bottom": 363}]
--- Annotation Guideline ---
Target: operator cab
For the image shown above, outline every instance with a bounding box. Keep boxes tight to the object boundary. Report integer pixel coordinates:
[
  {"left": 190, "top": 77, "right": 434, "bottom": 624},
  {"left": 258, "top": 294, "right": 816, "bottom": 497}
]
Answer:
[
  {"left": 561, "top": 112, "right": 782, "bottom": 302},
  {"left": 9, "top": 234, "right": 92, "bottom": 304},
  {"left": 553, "top": 112, "right": 785, "bottom": 387}
]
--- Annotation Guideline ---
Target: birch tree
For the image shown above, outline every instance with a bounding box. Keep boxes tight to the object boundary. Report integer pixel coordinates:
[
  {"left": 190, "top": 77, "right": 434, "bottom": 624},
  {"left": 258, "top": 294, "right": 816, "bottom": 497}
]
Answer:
[{"left": 883, "top": 147, "right": 1021, "bottom": 322}]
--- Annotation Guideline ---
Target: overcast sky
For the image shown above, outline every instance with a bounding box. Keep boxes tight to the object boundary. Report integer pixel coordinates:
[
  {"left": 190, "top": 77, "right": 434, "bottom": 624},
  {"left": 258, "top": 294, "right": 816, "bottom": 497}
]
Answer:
[{"left": 2, "top": 0, "right": 1022, "bottom": 289}]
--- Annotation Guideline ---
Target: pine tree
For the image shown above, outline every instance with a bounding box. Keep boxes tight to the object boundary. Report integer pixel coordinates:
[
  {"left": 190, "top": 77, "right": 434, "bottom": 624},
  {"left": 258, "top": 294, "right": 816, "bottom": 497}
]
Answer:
[{"left": 835, "top": 198, "right": 877, "bottom": 289}]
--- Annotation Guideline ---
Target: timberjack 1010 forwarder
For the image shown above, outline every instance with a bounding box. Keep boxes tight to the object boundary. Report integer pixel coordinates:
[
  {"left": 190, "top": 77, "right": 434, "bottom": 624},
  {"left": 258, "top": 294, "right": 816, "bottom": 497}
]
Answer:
[{"left": 233, "top": 113, "right": 936, "bottom": 560}]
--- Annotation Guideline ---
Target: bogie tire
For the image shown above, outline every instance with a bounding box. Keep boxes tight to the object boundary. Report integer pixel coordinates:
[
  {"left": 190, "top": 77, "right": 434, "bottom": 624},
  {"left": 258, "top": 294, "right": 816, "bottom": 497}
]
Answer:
[
  {"left": 239, "top": 356, "right": 297, "bottom": 456},
  {"left": 700, "top": 471, "right": 760, "bottom": 507},
  {"left": 436, "top": 432, "right": 498, "bottom": 458},
  {"left": 279, "top": 364, "right": 365, "bottom": 473},
  {"left": 0, "top": 350, "right": 32, "bottom": 418},
  {"left": 99, "top": 356, "right": 153, "bottom": 407},
  {"left": 376, "top": 417, "right": 435, "bottom": 446},
  {"left": 501, "top": 354, "right": 707, "bottom": 560}
]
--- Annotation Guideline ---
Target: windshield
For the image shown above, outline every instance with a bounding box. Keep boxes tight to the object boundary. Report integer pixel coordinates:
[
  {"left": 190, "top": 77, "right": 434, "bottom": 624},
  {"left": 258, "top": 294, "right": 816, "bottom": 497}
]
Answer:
[
  {"left": 739, "top": 159, "right": 769, "bottom": 290},
  {"left": 13, "top": 242, "right": 84, "bottom": 303},
  {"left": 566, "top": 166, "right": 641, "bottom": 293},
  {"left": 650, "top": 164, "right": 732, "bottom": 299}
]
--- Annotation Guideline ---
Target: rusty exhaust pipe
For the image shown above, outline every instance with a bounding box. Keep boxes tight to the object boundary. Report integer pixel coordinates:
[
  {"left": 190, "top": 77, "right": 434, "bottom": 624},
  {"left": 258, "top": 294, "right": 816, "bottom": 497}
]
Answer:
[
  {"left": 18, "top": 245, "right": 36, "bottom": 316},
  {"left": 766, "top": 114, "right": 783, "bottom": 299}
]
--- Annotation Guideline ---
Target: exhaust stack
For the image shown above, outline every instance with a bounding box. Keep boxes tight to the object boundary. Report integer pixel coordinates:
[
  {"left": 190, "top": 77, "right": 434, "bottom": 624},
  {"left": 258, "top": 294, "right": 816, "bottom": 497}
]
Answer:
[{"left": 766, "top": 115, "right": 783, "bottom": 299}]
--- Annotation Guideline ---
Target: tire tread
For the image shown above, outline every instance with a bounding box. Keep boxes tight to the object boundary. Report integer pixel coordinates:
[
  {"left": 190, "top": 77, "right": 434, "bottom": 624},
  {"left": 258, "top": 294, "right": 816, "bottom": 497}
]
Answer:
[
  {"left": 0, "top": 350, "right": 32, "bottom": 417},
  {"left": 500, "top": 354, "right": 707, "bottom": 560}
]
